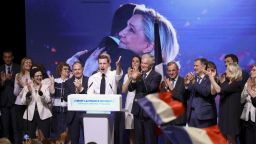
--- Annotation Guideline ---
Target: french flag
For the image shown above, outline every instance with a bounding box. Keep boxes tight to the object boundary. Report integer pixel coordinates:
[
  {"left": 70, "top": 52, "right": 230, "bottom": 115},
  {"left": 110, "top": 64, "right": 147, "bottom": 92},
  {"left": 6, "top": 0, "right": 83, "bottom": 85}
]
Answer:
[
  {"left": 137, "top": 92, "right": 227, "bottom": 144},
  {"left": 137, "top": 92, "right": 184, "bottom": 125}
]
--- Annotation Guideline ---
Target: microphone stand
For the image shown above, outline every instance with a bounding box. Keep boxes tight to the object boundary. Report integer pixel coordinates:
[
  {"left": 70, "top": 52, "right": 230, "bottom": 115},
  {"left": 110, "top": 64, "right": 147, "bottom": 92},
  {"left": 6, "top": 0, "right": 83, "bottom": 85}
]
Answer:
[{"left": 24, "top": 94, "right": 31, "bottom": 143}]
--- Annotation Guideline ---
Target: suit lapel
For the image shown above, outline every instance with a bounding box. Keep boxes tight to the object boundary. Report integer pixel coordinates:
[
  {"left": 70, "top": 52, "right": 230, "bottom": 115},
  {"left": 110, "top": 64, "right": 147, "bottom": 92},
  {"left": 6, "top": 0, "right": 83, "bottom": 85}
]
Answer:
[
  {"left": 173, "top": 76, "right": 180, "bottom": 91},
  {"left": 144, "top": 70, "right": 153, "bottom": 83}
]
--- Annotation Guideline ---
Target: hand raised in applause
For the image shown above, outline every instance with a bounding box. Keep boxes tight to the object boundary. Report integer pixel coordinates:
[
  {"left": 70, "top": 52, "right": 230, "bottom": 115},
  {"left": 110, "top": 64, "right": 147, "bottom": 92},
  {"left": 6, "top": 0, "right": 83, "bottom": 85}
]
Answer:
[
  {"left": 247, "top": 78, "right": 256, "bottom": 97},
  {"left": 220, "top": 73, "right": 226, "bottom": 84},
  {"left": 74, "top": 79, "right": 82, "bottom": 93},
  {"left": 116, "top": 56, "right": 122, "bottom": 75},
  {"left": 130, "top": 69, "right": 142, "bottom": 81},
  {"left": 0, "top": 71, "right": 6, "bottom": 85},
  {"left": 164, "top": 76, "right": 174, "bottom": 90},
  {"left": 184, "top": 72, "right": 195, "bottom": 85}
]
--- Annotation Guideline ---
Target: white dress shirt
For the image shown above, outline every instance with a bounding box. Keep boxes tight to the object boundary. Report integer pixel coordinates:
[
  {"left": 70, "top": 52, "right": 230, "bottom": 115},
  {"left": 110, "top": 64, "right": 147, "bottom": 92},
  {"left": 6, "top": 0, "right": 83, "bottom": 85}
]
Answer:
[
  {"left": 87, "top": 69, "right": 123, "bottom": 94},
  {"left": 52, "top": 78, "right": 68, "bottom": 107},
  {"left": 197, "top": 74, "right": 205, "bottom": 84},
  {"left": 5, "top": 64, "right": 12, "bottom": 74}
]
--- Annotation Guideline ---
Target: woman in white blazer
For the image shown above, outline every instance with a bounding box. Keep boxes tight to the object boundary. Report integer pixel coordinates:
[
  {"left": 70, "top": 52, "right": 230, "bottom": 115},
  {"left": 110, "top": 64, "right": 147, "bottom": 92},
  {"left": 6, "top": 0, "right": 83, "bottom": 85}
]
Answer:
[
  {"left": 13, "top": 57, "right": 32, "bottom": 143},
  {"left": 21, "top": 67, "right": 52, "bottom": 139}
]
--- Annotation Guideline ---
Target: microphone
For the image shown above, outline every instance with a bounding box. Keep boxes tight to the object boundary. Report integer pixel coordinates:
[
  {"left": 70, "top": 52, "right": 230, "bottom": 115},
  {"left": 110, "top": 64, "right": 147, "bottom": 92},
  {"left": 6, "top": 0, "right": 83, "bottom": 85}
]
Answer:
[
  {"left": 88, "top": 82, "right": 93, "bottom": 88},
  {"left": 26, "top": 92, "right": 32, "bottom": 100},
  {"left": 38, "top": 90, "right": 43, "bottom": 96},
  {"left": 109, "top": 84, "right": 113, "bottom": 90},
  {"left": 61, "top": 83, "right": 64, "bottom": 102},
  {"left": 109, "top": 84, "right": 114, "bottom": 93}
]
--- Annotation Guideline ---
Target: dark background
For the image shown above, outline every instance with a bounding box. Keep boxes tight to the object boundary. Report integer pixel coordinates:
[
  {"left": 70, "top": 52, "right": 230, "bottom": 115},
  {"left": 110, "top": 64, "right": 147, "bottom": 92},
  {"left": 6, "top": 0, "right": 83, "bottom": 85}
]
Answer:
[{"left": 0, "top": 0, "right": 26, "bottom": 65}]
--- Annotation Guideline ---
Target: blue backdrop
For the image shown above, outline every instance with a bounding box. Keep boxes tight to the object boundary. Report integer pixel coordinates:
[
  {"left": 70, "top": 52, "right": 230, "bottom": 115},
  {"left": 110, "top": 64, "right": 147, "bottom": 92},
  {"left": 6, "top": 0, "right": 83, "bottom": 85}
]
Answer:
[{"left": 26, "top": 0, "right": 256, "bottom": 76}]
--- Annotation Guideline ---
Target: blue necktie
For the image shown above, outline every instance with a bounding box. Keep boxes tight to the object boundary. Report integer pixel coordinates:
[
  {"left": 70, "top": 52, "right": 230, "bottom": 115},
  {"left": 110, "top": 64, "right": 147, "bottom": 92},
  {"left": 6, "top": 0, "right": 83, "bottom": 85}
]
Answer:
[{"left": 143, "top": 73, "right": 147, "bottom": 80}]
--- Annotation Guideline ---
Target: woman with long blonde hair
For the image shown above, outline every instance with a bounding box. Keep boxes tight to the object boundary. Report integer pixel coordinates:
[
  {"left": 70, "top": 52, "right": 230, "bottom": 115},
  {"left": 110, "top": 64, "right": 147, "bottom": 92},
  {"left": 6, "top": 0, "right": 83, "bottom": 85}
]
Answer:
[
  {"left": 218, "top": 63, "right": 243, "bottom": 144},
  {"left": 13, "top": 57, "right": 33, "bottom": 143}
]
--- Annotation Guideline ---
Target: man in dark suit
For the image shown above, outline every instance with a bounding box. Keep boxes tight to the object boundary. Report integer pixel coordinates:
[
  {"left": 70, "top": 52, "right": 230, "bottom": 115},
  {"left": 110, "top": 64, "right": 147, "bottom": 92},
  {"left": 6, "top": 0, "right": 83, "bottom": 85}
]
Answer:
[
  {"left": 128, "top": 53, "right": 162, "bottom": 144},
  {"left": 63, "top": 61, "right": 88, "bottom": 144},
  {"left": 161, "top": 61, "right": 186, "bottom": 144},
  {"left": 185, "top": 58, "right": 217, "bottom": 128},
  {"left": 0, "top": 49, "right": 20, "bottom": 142}
]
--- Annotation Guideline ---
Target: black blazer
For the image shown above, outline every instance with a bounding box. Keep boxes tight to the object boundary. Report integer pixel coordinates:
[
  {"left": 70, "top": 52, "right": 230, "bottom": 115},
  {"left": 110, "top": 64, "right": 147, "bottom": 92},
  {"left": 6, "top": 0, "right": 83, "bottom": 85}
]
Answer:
[
  {"left": 64, "top": 76, "right": 88, "bottom": 124},
  {"left": 251, "top": 97, "right": 256, "bottom": 107},
  {"left": 128, "top": 70, "right": 162, "bottom": 118},
  {"left": 170, "top": 76, "right": 187, "bottom": 125},
  {"left": 187, "top": 75, "right": 217, "bottom": 125},
  {"left": 0, "top": 63, "right": 20, "bottom": 107}
]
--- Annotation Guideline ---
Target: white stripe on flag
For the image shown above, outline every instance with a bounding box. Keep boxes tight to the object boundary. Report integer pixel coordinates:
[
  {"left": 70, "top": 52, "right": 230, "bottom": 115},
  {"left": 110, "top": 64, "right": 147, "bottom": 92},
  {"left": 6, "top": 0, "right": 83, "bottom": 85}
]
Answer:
[
  {"left": 155, "top": 63, "right": 164, "bottom": 81},
  {"left": 184, "top": 127, "right": 213, "bottom": 144},
  {"left": 146, "top": 93, "right": 176, "bottom": 123}
]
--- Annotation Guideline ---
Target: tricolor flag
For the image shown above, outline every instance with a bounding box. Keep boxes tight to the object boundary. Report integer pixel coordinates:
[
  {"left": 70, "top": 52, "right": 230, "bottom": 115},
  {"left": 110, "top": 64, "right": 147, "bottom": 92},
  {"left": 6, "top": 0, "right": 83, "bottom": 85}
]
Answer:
[
  {"left": 137, "top": 92, "right": 227, "bottom": 144},
  {"left": 137, "top": 92, "right": 184, "bottom": 125},
  {"left": 161, "top": 124, "right": 226, "bottom": 144}
]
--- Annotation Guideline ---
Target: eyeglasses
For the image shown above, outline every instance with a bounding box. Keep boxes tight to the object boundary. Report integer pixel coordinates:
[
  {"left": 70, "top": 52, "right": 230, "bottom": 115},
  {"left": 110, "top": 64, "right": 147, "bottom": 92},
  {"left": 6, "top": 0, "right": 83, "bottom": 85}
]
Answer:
[{"left": 34, "top": 75, "right": 43, "bottom": 77}]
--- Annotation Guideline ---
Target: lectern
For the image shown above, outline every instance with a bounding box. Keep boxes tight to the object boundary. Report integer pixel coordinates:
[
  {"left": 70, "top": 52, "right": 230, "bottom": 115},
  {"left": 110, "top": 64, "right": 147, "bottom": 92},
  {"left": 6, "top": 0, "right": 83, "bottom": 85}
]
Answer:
[{"left": 67, "top": 94, "right": 122, "bottom": 144}]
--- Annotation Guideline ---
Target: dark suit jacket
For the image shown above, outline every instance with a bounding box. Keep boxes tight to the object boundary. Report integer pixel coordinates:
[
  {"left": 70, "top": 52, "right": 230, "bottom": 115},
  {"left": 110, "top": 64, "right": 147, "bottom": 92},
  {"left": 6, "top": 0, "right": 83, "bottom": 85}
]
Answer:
[
  {"left": 170, "top": 76, "right": 187, "bottom": 125},
  {"left": 252, "top": 97, "right": 256, "bottom": 107},
  {"left": 0, "top": 63, "right": 20, "bottom": 107},
  {"left": 63, "top": 76, "right": 88, "bottom": 124},
  {"left": 187, "top": 75, "right": 217, "bottom": 124},
  {"left": 128, "top": 70, "right": 162, "bottom": 118}
]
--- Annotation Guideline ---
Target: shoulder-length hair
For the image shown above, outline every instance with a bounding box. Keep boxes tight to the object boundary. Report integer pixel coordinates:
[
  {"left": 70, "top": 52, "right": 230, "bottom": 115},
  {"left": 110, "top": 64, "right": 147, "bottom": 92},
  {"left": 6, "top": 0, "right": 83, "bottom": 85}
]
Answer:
[
  {"left": 226, "top": 63, "right": 242, "bottom": 83},
  {"left": 20, "top": 57, "right": 32, "bottom": 75},
  {"left": 133, "top": 5, "right": 179, "bottom": 64}
]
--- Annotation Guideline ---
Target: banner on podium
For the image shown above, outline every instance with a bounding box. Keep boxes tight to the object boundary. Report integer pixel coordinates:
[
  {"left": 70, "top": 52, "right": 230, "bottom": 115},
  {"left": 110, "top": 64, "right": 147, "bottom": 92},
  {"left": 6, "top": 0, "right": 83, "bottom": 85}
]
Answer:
[{"left": 67, "top": 94, "right": 122, "bottom": 111}]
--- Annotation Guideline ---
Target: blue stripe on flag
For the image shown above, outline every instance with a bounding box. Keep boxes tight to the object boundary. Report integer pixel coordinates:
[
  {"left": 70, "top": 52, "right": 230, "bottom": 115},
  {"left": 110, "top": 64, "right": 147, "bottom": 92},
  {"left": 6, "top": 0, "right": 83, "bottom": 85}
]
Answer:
[
  {"left": 137, "top": 97, "right": 163, "bottom": 125},
  {"left": 161, "top": 125, "right": 193, "bottom": 144}
]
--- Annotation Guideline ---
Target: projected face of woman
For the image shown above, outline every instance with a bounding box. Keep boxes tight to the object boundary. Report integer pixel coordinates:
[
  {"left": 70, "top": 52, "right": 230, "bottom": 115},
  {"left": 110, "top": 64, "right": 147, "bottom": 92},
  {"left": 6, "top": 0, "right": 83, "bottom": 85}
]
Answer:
[{"left": 119, "top": 14, "right": 153, "bottom": 55}]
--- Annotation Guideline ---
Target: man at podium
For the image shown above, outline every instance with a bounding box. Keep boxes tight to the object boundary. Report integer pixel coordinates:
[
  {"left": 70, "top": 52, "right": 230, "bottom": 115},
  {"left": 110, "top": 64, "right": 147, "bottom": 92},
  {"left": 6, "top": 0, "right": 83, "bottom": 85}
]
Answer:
[
  {"left": 87, "top": 53, "right": 123, "bottom": 95},
  {"left": 86, "top": 53, "right": 123, "bottom": 144}
]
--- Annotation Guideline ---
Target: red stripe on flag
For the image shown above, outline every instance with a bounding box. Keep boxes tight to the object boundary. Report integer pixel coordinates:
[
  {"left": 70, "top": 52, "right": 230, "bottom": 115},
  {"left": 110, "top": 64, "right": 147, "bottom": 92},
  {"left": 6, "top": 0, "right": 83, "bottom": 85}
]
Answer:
[
  {"left": 158, "top": 92, "right": 184, "bottom": 118},
  {"left": 202, "top": 125, "right": 227, "bottom": 144}
]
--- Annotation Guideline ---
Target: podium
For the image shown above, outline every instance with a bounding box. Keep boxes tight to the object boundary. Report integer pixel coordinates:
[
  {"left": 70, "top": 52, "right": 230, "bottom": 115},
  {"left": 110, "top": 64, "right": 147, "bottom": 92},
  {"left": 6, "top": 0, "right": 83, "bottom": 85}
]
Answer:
[{"left": 67, "top": 94, "right": 122, "bottom": 144}]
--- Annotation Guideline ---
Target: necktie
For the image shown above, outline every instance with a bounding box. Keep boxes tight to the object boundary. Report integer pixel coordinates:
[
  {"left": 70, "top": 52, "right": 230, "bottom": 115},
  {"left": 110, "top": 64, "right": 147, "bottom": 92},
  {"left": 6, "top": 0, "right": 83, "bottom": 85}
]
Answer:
[
  {"left": 143, "top": 73, "right": 147, "bottom": 80},
  {"left": 100, "top": 73, "right": 106, "bottom": 94},
  {"left": 170, "top": 78, "right": 175, "bottom": 90},
  {"left": 7, "top": 66, "right": 11, "bottom": 74},
  {"left": 197, "top": 76, "right": 202, "bottom": 84}
]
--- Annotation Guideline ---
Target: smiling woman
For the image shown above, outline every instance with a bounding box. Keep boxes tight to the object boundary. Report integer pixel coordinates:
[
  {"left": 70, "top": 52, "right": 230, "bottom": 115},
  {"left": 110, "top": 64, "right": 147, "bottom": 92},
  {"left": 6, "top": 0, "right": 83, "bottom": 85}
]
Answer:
[{"left": 20, "top": 67, "right": 53, "bottom": 139}]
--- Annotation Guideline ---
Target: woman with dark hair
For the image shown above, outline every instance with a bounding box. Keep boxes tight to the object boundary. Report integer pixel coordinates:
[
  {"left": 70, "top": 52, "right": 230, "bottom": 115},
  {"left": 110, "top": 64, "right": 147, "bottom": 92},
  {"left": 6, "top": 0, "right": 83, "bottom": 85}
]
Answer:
[
  {"left": 240, "top": 64, "right": 256, "bottom": 144},
  {"left": 50, "top": 62, "right": 70, "bottom": 138},
  {"left": 21, "top": 67, "right": 52, "bottom": 139},
  {"left": 205, "top": 61, "right": 220, "bottom": 95},
  {"left": 122, "top": 55, "right": 141, "bottom": 144}
]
